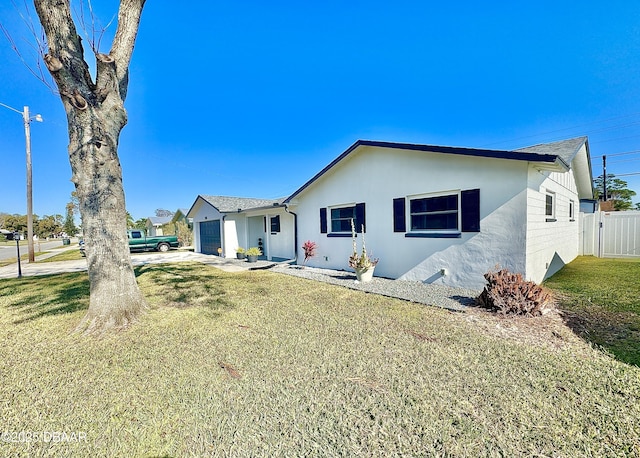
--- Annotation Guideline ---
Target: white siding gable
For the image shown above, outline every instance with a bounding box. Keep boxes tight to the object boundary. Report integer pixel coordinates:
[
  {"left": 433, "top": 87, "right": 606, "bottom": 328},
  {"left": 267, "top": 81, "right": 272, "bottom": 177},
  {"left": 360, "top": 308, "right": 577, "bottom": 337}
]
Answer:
[{"left": 526, "top": 164, "right": 581, "bottom": 282}]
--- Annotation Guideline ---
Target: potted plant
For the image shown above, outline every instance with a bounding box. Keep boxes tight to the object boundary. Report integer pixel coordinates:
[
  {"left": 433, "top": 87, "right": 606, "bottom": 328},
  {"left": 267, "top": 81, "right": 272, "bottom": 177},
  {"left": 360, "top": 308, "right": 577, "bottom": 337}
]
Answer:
[
  {"left": 236, "top": 247, "right": 246, "bottom": 260},
  {"left": 348, "top": 219, "right": 378, "bottom": 282},
  {"left": 245, "top": 246, "right": 262, "bottom": 263}
]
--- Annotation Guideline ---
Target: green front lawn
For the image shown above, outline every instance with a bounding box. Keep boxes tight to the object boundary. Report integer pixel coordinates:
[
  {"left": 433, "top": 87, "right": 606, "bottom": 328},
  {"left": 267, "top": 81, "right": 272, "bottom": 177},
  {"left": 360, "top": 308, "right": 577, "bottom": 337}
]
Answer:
[
  {"left": 0, "top": 263, "right": 638, "bottom": 457},
  {"left": 545, "top": 256, "right": 640, "bottom": 366},
  {"left": 38, "top": 246, "right": 83, "bottom": 262}
]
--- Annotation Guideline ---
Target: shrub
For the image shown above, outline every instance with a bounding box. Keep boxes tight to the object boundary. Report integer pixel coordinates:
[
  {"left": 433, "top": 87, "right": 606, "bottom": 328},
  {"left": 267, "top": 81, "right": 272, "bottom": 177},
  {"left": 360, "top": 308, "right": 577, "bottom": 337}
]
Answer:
[
  {"left": 176, "top": 220, "right": 193, "bottom": 247},
  {"left": 475, "top": 268, "right": 555, "bottom": 316},
  {"left": 245, "top": 247, "right": 262, "bottom": 256},
  {"left": 302, "top": 240, "right": 316, "bottom": 266}
]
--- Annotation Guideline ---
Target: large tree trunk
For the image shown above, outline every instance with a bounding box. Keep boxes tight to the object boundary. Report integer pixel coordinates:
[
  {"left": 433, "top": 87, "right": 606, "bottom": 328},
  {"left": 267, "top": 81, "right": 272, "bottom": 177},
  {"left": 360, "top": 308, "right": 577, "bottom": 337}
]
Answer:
[{"left": 34, "top": 0, "right": 147, "bottom": 334}]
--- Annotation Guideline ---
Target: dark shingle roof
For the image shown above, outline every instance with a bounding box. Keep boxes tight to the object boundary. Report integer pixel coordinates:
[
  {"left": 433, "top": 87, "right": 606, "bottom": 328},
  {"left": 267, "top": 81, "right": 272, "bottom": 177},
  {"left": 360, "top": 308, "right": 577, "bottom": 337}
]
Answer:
[
  {"left": 200, "top": 195, "right": 284, "bottom": 213},
  {"left": 515, "top": 136, "right": 588, "bottom": 168}
]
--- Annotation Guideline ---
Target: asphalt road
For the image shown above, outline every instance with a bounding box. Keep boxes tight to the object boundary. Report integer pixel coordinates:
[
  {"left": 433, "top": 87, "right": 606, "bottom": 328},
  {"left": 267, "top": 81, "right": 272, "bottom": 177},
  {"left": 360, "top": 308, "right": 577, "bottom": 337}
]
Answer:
[{"left": 0, "top": 239, "right": 70, "bottom": 262}]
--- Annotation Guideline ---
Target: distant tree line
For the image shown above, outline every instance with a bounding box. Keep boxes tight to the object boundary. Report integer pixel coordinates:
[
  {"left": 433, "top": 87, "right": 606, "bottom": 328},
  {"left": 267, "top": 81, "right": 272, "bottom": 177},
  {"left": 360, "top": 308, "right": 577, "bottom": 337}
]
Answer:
[
  {"left": 0, "top": 212, "right": 72, "bottom": 239},
  {"left": 593, "top": 174, "right": 637, "bottom": 211}
]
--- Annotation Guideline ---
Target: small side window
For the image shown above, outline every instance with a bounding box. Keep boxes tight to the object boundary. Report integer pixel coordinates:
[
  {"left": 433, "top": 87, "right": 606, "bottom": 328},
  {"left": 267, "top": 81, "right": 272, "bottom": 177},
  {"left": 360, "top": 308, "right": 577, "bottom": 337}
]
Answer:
[
  {"left": 569, "top": 200, "right": 575, "bottom": 221},
  {"left": 545, "top": 191, "right": 556, "bottom": 222}
]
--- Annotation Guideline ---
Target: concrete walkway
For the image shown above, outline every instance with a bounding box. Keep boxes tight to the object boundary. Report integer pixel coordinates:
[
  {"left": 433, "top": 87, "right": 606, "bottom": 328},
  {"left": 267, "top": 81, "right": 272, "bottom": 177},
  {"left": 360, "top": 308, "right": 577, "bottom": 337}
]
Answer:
[{"left": 0, "top": 248, "right": 284, "bottom": 279}]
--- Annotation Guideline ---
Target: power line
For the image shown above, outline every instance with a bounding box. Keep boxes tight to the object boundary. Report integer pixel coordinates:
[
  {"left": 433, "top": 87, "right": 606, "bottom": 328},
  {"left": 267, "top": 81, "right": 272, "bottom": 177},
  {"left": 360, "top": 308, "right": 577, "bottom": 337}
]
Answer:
[
  {"left": 606, "top": 158, "right": 640, "bottom": 165},
  {"left": 592, "top": 149, "right": 640, "bottom": 158},
  {"left": 589, "top": 133, "right": 640, "bottom": 144},
  {"left": 592, "top": 170, "right": 640, "bottom": 177},
  {"left": 481, "top": 111, "right": 640, "bottom": 148},
  {"left": 582, "top": 121, "right": 640, "bottom": 137}
]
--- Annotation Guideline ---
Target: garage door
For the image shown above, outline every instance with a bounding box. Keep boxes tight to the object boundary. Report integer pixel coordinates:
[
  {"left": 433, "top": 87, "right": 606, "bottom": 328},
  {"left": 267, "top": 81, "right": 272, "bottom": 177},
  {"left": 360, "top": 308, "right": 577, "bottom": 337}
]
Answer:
[{"left": 200, "top": 220, "right": 221, "bottom": 255}]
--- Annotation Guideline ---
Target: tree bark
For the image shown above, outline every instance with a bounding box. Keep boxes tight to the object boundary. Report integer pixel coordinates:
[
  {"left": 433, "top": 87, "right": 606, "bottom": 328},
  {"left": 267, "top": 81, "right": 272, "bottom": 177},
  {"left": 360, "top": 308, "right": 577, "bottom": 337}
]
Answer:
[{"left": 34, "top": 0, "right": 147, "bottom": 334}]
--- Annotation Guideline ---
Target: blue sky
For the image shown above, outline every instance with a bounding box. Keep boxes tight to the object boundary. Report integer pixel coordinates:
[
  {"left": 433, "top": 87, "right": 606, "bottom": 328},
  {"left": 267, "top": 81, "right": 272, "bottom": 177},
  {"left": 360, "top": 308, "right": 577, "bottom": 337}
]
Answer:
[{"left": 1, "top": 1, "right": 640, "bottom": 220}]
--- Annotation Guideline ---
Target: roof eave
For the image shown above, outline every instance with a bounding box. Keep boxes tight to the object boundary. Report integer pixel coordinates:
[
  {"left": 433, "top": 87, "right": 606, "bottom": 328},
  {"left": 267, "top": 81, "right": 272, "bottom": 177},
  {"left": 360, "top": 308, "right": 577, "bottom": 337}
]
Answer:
[
  {"left": 284, "top": 139, "right": 561, "bottom": 203},
  {"left": 186, "top": 195, "right": 221, "bottom": 218}
]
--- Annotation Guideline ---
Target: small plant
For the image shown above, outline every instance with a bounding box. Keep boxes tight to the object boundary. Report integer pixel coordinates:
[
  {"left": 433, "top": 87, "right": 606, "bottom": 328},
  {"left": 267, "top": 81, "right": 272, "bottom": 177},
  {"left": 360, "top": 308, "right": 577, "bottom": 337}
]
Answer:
[
  {"left": 348, "top": 219, "right": 378, "bottom": 271},
  {"left": 245, "top": 247, "right": 262, "bottom": 256},
  {"left": 475, "top": 268, "right": 555, "bottom": 316},
  {"left": 236, "top": 247, "right": 245, "bottom": 254},
  {"left": 302, "top": 240, "right": 317, "bottom": 266}
]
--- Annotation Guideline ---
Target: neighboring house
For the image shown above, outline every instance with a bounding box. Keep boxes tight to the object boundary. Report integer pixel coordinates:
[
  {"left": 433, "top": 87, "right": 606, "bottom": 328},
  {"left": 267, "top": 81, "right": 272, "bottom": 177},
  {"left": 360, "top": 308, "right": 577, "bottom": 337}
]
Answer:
[
  {"left": 155, "top": 208, "right": 194, "bottom": 235},
  {"left": 170, "top": 208, "right": 193, "bottom": 228},
  {"left": 146, "top": 216, "right": 173, "bottom": 236},
  {"left": 168, "top": 208, "right": 194, "bottom": 247},
  {"left": 187, "top": 196, "right": 295, "bottom": 260},
  {"left": 189, "top": 137, "right": 593, "bottom": 290}
]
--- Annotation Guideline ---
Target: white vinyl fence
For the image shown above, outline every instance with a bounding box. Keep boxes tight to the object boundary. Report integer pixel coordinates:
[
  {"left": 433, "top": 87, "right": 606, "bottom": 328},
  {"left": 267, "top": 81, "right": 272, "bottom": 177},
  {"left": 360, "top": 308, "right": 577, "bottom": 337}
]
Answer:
[{"left": 580, "top": 211, "right": 640, "bottom": 258}]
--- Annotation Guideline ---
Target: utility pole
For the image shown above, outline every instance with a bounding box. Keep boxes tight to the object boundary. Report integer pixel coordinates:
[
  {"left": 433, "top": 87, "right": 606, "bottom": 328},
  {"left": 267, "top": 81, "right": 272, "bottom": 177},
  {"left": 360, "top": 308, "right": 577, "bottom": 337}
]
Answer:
[
  {"left": 602, "top": 155, "right": 607, "bottom": 202},
  {"left": 23, "top": 106, "right": 35, "bottom": 263},
  {"left": 0, "top": 102, "right": 42, "bottom": 263}
]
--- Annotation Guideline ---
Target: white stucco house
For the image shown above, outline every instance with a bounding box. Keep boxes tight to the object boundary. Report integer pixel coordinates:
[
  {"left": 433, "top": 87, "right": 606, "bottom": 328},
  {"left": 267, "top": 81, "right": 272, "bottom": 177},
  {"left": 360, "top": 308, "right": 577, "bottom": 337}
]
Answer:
[
  {"left": 187, "top": 196, "right": 296, "bottom": 260},
  {"left": 189, "top": 137, "right": 593, "bottom": 290}
]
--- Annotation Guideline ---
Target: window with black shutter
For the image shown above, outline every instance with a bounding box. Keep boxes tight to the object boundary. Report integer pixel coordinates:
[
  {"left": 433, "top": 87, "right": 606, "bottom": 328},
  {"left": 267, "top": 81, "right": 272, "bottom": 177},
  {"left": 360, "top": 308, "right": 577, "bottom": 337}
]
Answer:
[
  {"left": 395, "top": 189, "right": 480, "bottom": 238},
  {"left": 320, "top": 203, "right": 366, "bottom": 236}
]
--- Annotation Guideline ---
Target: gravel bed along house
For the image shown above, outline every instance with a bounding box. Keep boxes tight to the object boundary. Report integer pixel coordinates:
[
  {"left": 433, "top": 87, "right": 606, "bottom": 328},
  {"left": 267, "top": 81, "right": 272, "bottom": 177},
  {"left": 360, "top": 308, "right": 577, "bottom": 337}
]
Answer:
[{"left": 270, "top": 264, "right": 480, "bottom": 312}]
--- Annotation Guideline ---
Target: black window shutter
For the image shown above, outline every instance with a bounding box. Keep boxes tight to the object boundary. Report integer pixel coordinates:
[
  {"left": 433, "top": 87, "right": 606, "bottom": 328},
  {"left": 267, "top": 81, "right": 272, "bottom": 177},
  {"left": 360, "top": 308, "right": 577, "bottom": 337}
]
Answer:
[
  {"left": 461, "top": 189, "right": 480, "bottom": 232},
  {"left": 354, "top": 202, "right": 366, "bottom": 233},
  {"left": 320, "top": 208, "right": 327, "bottom": 234},
  {"left": 393, "top": 198, "right": 406, "bottom": 232},
  {"left": 271, "top": 215, "right": 281, "bottom": 233}
]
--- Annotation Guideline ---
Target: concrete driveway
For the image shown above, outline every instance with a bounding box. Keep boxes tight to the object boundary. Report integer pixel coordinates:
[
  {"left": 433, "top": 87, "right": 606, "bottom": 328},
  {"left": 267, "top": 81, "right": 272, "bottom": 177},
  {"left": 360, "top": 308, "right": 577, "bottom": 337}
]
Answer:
[{"left": 0, "top": 249, "right": 284, "bottom": 279}]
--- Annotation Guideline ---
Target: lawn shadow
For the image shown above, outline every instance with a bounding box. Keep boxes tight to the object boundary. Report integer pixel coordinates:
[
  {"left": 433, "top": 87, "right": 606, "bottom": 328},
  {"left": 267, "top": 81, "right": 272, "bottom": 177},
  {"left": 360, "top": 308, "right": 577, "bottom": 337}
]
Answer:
[
  {"left": 134, "top": 263, "right": 235, "bottom": 314},
  {"left": 1, "top": 263, "right": 239, "bottom": 325},
  {"left": 558, "top": 301, "right": 640, "bottom": 368},
  {"left": 0, "top": 272, "right": 90, "bottom": 324}
]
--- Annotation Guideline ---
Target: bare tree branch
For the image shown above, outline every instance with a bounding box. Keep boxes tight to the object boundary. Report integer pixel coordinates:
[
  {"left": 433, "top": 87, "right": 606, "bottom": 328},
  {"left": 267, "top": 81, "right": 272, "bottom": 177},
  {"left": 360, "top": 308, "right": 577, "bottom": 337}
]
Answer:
[
  {"left": 0, "top": 0, "right": 57, "bottom": 93},
  {"left": 110, "top": 0, "right": 146, "bottom": 100},
  {"left": 74, "top": 0, "right": 117, "bottom": 55}
]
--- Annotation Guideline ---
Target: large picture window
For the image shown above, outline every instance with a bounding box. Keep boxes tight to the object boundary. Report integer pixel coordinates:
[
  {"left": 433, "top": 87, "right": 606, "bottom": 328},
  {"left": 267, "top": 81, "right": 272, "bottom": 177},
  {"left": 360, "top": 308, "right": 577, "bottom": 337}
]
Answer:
[
  {"left": 394, "top": 189, "right": 479, "bottom": 237},
  {"left": 331, "top": 206, "right": 355, "bottom": 233},
  {"left": 410, "top": 193, "right": 459, "bottom": 231}
]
